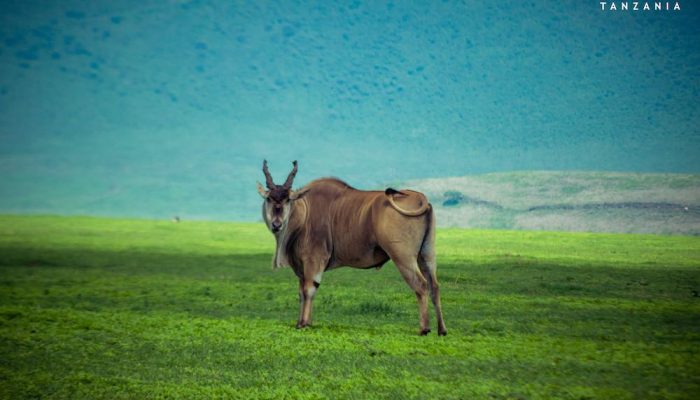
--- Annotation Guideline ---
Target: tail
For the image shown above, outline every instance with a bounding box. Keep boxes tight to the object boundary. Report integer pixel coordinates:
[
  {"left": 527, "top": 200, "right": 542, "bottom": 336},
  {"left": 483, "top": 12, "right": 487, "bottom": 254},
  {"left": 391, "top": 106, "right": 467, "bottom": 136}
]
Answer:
[
  {"left": 418, "top": 205, "right": 447, "bottom": 335},
  {"left": 385, "top": 188, "right": 430, "bottom": 217},
  {"left": 419, "top": 205, "right": 436, "bottom": 262}
]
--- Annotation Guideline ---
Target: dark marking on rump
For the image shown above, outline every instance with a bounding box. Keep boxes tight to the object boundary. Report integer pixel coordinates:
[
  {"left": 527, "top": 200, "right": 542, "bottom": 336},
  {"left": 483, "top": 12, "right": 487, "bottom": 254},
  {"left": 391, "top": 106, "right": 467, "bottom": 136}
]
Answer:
[{"left": 385, "top": 188, "right": 406, "bottom": 196}]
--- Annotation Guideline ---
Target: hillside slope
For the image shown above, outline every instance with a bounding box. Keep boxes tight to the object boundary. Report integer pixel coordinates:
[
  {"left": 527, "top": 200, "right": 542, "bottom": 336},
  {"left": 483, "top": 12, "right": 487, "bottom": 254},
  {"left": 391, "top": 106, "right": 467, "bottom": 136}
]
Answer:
[
  {"left": 398, "top": 172, "right": 700, "bottom": 235},
  {"left": 1, "top": 2, "right": 699, "bottom": 224}
]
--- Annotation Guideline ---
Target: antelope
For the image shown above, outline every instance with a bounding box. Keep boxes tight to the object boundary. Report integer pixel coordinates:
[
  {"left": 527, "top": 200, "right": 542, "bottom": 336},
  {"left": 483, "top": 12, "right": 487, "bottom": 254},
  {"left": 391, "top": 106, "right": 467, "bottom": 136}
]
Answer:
[{"left": 257, "top": 160, "right": 446, "bottom": 335}]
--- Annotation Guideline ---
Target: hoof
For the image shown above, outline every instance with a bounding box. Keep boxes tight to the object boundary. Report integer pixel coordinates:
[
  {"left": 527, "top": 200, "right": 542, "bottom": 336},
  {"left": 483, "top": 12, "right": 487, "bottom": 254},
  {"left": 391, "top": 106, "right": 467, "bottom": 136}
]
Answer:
[
  {"left": 438, "top": 329, "right": 447, "bottom": 336},
  {"left": 419, "top": 328, "right": 431, "bottom": 336},
  {"left": 296, "top": 321, "right": 311, "bottom": 329}
]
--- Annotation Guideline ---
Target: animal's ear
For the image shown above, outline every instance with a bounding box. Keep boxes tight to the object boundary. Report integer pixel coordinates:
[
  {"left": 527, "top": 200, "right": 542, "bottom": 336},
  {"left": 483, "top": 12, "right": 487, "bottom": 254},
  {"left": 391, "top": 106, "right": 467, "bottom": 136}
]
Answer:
[
  {"left": 257, "top": 182, "right": 269, "bottom": 198},
  {"left": 289, "top": 186, "right": 310, "bottom": 201}
]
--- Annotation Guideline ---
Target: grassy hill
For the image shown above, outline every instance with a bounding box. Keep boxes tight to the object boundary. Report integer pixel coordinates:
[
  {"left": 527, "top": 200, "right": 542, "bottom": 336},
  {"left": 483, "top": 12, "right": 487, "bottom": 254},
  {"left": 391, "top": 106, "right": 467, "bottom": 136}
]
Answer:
[
  {"left": 398, "top": 171, "right": 700, "bottom": 235},
  {"left": 2, "top": 170, "right": 698, "bottom": 235},
  {"left": 1, "top": 215, "right": 699, "bottom": 398},
  {"left": 1, "top": 1, "right": 699, "bottom": 226}
]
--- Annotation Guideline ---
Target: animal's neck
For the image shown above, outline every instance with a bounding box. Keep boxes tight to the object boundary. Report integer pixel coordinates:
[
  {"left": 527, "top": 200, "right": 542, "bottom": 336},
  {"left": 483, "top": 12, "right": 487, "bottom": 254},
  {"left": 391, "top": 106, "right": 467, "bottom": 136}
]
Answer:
[{"left": 272, "top": 199, "right": 307, "bottom": 269}]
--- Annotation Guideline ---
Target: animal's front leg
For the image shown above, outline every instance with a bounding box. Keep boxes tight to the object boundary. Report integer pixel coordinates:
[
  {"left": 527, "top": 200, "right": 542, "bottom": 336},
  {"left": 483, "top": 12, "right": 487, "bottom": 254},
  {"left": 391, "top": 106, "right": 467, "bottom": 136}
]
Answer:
[
  {"left": 296, "top": 278, "right": 318, "bottom": 329},
  {"left": 298, "top": 278, "right": 318, "bottom": 328},
  {"left": 297, "top": 256, "right": 326, "bottom": 329}
]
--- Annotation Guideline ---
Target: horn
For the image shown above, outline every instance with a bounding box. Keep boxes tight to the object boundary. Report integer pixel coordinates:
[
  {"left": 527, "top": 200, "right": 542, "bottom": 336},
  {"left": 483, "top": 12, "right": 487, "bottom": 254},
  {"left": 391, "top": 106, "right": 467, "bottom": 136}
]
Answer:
[
  {"left": 283, "top": 160, "right": 298, "bottom": 189},
  {"left": 262, "top": 160, "right": 275, "bottom": 189}
]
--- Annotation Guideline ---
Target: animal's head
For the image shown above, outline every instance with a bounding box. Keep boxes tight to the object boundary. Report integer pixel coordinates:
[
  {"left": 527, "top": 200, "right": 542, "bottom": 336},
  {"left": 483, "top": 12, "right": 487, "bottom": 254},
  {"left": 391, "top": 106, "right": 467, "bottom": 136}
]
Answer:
[{"left": 257, "top": 160, "right": 309, "bottom": 234}]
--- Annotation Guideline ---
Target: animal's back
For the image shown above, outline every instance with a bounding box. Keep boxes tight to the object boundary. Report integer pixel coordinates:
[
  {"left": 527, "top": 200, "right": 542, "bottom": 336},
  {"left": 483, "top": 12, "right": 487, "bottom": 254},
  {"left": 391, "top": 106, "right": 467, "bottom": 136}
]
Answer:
[{"left": 299, "top": 178, "right": 432, "bottom": 269}]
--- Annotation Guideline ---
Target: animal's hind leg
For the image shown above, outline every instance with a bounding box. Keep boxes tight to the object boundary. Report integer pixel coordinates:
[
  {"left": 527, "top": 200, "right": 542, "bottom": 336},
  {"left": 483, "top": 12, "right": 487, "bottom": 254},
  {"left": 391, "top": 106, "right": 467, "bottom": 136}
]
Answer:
[
  {"left": 296, "top": 279, "right": 305, "bottom": 328},
  {"left": 390, "top": 253, "right": 430, "bottom": 335},
  {"left": 419, "top": 255, "right": 447, "bottom": 336}
]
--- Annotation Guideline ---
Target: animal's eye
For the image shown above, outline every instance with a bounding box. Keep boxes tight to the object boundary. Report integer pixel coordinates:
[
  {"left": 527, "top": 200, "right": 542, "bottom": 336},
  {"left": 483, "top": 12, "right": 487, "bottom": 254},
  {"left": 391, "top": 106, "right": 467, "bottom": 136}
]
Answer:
[{"left": 266, "top": 198, "right": 271, "bottom": 203}]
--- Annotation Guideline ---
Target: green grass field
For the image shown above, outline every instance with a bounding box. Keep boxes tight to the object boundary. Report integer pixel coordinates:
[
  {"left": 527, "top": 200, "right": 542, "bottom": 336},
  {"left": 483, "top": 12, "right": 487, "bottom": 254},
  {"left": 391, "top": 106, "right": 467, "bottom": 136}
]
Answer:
[{"left": 1, "top": 215, "right": 699, "bottom": 399}]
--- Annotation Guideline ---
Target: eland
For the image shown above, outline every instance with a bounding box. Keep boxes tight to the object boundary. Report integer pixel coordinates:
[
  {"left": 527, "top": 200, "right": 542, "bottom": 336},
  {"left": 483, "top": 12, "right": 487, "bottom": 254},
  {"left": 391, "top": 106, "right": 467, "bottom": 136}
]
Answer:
[{"left": 257, "top": 160, "right": 446, "bottom": 335}]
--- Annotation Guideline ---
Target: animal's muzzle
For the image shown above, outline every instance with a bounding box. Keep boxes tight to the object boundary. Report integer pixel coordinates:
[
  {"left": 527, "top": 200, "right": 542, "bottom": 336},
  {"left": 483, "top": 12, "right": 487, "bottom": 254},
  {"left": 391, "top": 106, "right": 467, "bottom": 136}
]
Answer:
[{"left": 271, "top": 221, "right": 282, "bottom": 232}]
